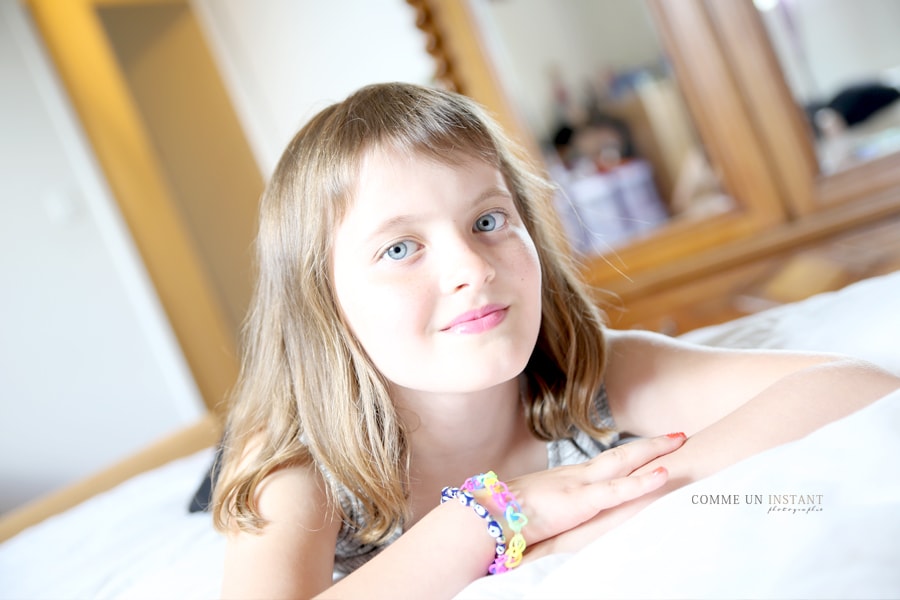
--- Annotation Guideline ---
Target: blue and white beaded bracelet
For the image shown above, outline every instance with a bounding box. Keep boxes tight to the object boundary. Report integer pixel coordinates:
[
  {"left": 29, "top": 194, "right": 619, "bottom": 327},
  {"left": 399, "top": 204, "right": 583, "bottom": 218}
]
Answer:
[{"left": 440, "top": 486, "right": 508, "bottom": 571}]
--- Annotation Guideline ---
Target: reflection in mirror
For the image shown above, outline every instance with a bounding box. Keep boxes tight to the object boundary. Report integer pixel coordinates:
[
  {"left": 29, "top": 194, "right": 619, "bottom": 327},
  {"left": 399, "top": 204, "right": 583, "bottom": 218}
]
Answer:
[
  {"left": 755, "top": 0, "right": 900, "bottom": 174},
  {"left": 468, "top": 0, "right": 734, "bottom": 257}
]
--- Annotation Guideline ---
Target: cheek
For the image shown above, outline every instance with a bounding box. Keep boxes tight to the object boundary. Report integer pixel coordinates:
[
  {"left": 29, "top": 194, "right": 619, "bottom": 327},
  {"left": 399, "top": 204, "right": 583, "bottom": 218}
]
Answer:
[
  {"left": 346, "top": 288, "right": 435, "bottom": 388},
  {"left": 516, "top": 236, "right": 543, "bottom": 335},
  {"left": 333, "top": 268, "right": 379, "bottom": 354},
  {"left": 341, "top": 278, "right": 431, "bottom": 356},
  {"left": 510, "top": 231, "right": 542, "bottom": 292}
]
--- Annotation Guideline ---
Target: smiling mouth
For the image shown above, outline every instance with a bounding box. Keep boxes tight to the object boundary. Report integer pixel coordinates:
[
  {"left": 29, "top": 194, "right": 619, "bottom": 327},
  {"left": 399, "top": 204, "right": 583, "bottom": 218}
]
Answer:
[{"left": 442, "top": 304, "right": 509, "bottom": 334}]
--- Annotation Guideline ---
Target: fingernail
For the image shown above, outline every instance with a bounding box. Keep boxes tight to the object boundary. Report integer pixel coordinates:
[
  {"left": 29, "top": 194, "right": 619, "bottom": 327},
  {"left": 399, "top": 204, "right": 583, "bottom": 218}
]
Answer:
[
  {"left": 651, "top": 466, "right": 667, "bottom": 476},
  {"left": 666, "top": 432, "right": 686, "bottom": 440}
]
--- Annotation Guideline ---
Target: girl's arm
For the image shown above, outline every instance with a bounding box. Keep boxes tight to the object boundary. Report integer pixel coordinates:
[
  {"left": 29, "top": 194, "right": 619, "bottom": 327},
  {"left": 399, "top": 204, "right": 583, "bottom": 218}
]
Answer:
[
  {"left": 324, "top": 432, "right": 684, "bottom": 600},
  {"left": 527, "top": 329, "right": 900, "bottom": 557},
  {"left": 222, "top": 433, "right": 685, "bottom": 600},
  {"left": 618, "top": 332, "right": 899, "bottom": 502},
  {"left": 221, "top": 463, "right": 341, "bottom": 599},
  {"left": 603, "top": 329, "right": 899, "bottom": 441},
  {"left": 323, "top": 435, "right": 684, "bottom": 599}
]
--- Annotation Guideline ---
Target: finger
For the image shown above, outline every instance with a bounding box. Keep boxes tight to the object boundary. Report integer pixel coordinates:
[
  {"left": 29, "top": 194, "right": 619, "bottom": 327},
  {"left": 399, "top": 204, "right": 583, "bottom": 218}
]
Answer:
[
  {"left": 512, "top": 465, "right": 669, "bottom": 546},
  {"left": 535, "top": 466, "right": 669, "bottom": 541},
  {"left": 586, "top": 433, "right": 686, "bottom": 479},
  {"left": 581, "top": 465, "right": 669, "bottom": 514}
]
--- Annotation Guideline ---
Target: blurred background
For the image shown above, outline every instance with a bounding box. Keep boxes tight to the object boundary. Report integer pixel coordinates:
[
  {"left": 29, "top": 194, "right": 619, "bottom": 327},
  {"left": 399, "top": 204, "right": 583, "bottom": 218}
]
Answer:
[
  {"left": 0, "top": 0, "right": 431, "bottom": 515},
  {"left": 2, "top": 0, "right": 899, "bottom": 515}
]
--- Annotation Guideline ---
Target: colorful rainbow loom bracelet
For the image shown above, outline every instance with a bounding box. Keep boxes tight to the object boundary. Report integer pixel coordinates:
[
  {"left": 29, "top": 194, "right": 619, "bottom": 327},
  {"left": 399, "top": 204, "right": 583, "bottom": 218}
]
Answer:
[
  {"left": 442, "top": 471, "right": 529, "bottom": 575},
  {"left": 462, "top": 471, "right": 528, "bottom": 573}
]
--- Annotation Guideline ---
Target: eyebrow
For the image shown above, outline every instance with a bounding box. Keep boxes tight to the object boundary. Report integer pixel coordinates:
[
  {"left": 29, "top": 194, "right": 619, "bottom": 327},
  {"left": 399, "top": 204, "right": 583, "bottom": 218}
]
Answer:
[{"left": 364, "top": 186, "right": 513, "bottom": 244}]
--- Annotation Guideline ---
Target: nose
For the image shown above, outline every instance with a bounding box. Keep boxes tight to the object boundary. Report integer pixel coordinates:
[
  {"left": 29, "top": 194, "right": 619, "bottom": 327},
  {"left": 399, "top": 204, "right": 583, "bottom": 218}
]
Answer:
[{"left": 438, "top": 235, "right": 495, "bottom": 294}]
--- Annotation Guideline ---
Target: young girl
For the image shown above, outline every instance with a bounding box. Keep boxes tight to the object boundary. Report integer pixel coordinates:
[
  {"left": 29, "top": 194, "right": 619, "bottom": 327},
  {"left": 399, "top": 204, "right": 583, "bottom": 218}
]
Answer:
[{"left": 212, "top": 82, "right": 899, "bottom": 599}]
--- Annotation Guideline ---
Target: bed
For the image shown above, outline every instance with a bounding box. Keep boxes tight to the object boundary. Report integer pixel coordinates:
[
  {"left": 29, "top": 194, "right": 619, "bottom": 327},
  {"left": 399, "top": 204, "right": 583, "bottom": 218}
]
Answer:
[{"left": 2, "top": 270, "right": 899, "bottom": 599}]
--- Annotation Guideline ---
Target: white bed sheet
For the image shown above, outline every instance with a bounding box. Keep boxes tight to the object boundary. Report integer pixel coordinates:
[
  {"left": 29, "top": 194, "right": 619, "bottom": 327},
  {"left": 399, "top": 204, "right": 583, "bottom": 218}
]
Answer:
[
  {"left": 0, "top": 449, "right": 225, "bottom": 599},
  {"left": 458, "top": 388, "right": 900, "bottom": 599},
  {"left": 1, "top": 271, "right": 898, "bottom": 599},
  {"left": 679, "top": 270, "right": 900, "bottom": 376}
]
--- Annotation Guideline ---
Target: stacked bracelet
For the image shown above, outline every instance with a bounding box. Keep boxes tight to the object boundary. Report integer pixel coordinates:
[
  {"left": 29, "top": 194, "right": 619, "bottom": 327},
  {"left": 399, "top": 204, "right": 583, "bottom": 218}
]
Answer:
[
  {"left": 441, "top": 471, "right": 528, "bottom": 575},
  {"left": 440, "top": 486, "right": 508, "bottom": 569},
  {"left": 462, "top": 471, "right": 528, "bottom": 574}
]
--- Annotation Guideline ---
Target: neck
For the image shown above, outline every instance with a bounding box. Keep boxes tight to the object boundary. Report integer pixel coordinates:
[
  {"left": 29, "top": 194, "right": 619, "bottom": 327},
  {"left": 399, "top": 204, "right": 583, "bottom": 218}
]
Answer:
[{"left": 392, "top": 378, "right": 547, "bottom": 522}]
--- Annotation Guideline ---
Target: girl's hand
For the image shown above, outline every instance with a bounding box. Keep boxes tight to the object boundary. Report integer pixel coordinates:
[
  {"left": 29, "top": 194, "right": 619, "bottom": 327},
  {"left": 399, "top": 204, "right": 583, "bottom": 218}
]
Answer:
[{"left": 480, "top": 433, "right": 686, "bottom": 547}]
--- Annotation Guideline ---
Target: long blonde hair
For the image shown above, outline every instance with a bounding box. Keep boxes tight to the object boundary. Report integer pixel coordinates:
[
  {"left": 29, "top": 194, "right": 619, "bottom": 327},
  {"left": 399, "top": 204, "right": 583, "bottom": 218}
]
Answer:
[{"left": 212, "top": 82, "right": 611, "bottom": 544}]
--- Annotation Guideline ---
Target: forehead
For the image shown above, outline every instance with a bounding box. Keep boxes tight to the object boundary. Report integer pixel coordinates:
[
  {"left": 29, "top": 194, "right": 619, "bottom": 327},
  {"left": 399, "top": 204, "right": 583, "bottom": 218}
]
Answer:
[{"left": 347, "top": 147, "right": 506, "bottom": 213}]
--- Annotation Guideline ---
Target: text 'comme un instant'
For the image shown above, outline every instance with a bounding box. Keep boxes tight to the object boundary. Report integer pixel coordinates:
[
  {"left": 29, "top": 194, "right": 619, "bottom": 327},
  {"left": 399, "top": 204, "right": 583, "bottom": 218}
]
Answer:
[{"left": 691, "top": 493, "right": 824, "bottom": 514}]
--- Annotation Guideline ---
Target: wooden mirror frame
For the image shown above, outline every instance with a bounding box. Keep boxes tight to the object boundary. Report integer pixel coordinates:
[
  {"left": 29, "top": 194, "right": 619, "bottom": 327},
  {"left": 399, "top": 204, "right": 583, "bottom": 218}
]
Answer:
[
  {"left": 407, "top": 0, "right": 900, "bottom": 303},
  {"left": 706, "top": 0, "right": 900, "bottom": 214},
  {"left": 27, "top": 0, "right": 247, "bottom": 413}
]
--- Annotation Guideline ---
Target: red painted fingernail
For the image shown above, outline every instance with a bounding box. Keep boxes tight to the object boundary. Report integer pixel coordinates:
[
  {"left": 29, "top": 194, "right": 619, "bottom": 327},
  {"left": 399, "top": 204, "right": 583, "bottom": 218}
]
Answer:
[{"left": 666, "top": 432, "right": 686, "bottom": 440}]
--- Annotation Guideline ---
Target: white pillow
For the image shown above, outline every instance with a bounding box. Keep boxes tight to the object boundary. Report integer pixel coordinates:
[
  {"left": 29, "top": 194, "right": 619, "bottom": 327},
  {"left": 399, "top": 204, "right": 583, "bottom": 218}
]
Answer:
[{"left": 680, "top": 271, "right": 900, "bottom": 375}]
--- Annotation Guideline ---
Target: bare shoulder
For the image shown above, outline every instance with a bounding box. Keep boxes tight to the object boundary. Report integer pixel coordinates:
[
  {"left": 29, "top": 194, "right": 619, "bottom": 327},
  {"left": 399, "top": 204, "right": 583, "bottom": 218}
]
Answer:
[
  {"left": 221, "top": 453, "right": 340, "bottom": 598},
  {"left": 603, "top": 329, "right": 701, "bottom": 417},
  {"left": 604, "top": 328, "right": 689, "bottom": 359},
  {"left": 603, "top": 328, "right": 839, "bottom": 437},
  {"left": 604, "top": 328, "right": 716, "bottom": 386},
  {"left": 605, "top": 327, "right": 838, "bottom": 377}
]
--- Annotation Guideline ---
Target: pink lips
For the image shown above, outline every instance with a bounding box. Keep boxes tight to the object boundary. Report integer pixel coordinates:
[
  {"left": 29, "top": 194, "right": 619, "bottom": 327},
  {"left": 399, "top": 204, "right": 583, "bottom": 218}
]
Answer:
[{"left": 442, "top": 304, "right": 508, "bottom": 334}]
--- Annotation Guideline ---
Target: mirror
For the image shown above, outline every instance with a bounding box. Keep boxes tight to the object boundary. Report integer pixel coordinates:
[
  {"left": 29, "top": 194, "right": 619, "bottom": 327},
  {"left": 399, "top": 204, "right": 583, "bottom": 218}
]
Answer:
[
  {"left": 755, "top": 0, "right": 900, "bottom": 174},
  {"left": 463, "top": 0, "right": 736, "bottom": 257}
]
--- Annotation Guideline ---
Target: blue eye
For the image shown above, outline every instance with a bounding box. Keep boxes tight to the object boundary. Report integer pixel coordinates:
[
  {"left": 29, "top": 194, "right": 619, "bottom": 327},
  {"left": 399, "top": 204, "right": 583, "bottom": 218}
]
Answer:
[
  {"left": 474, "top": 211, "right": 506, "bottom": 232},
  {"left": 383, "top": 240, "right": 417, "bottom": 261}
]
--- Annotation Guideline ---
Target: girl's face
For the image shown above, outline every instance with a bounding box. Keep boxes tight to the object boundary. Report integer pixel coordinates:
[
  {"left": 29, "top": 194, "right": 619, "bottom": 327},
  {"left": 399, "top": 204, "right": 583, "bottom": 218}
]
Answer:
[{"left": 332, "top": 149, "right": 542, "bottom": 396}]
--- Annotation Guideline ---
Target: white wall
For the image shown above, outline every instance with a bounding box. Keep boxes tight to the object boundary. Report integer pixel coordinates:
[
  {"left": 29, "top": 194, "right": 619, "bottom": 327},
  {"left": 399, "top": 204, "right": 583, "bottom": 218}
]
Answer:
[
  {"left": 758, "top": 0, "right": 900, "bottom": 103},
  {"left": 0, "top": 0, "right": 204, "bottom": 514},
  {"left": 192, "top": 0, "right": 435, "bottom": 176},
  {"left": 0, "top": 0, "right": 435, "bottom": 514}
]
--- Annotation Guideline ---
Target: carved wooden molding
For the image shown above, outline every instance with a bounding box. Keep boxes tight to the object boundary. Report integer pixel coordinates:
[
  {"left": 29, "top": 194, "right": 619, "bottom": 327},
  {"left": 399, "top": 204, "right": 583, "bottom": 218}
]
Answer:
[{"left": 406, "top": 0, "right": 459, "bottom": 91}]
